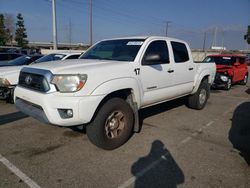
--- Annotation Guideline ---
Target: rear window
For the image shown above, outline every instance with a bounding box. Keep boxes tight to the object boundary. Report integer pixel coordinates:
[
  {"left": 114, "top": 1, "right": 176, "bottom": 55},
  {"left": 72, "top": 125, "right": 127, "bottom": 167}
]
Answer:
[
  {"left": 239, "top": 57, "right": 246, "bottom": 64},
  {"left": 171, "top": 42, "right": 189, "bottom": 63},
  {"left": 203, "top": 56, "right": 236, "bottom": 65}
]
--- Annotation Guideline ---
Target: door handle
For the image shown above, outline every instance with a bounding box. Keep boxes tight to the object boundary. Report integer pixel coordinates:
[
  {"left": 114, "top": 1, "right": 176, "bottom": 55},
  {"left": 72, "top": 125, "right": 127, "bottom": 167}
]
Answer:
[
  {"left": 188, "top": 67, "right": 194, "bottom": 70},
  {"left": 168, "top": 69, "right": 174, "bottom": 73}
]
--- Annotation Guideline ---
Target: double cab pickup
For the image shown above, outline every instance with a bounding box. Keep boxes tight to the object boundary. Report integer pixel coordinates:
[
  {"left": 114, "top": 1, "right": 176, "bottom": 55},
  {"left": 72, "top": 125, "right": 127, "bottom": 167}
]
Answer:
[{"left": 14, "top": 36, "right": 216, "bottom": 150}]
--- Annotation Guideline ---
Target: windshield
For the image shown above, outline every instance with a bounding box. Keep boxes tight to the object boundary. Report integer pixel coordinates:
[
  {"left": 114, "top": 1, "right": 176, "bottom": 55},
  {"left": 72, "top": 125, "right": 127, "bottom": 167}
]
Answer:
[
  {"left": 34, "top": 54, "right": 66, "bottom": 64},
  {"left": 203, "top": 56, "right": 236, "bottom": 65},
  {"left": 80, "top": 39, "right": 145, "bottom": 61},
  {"left": 8, "top": 56, "right": 31, "bottom": 66}
]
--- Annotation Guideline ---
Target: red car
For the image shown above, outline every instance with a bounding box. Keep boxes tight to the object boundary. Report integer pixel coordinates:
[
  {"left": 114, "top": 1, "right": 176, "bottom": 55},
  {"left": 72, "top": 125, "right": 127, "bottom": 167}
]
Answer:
[{"left": 203, "top": 54, "right": 249, "bottom": 90}]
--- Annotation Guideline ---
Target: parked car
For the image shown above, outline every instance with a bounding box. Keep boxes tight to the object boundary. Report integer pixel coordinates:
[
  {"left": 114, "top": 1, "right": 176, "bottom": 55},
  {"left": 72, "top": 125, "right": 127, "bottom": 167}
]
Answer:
[
  {"left": 34, "top": 52, "right": 81, "bottom": 64},
  {"left": 0, "top": 52, "right": 23, "bottom": 64},
  {"left": 0, "top": 55, "right": 43, "bottom": 67},
  {"left": 203, "top": 54, "right": 248, "bottom": 90},
  {"left": 0, "top": 52, "right": 81, "bottom": 103},
  {"left": 14, "top": 36, "right": 216, "bottom": 149}
]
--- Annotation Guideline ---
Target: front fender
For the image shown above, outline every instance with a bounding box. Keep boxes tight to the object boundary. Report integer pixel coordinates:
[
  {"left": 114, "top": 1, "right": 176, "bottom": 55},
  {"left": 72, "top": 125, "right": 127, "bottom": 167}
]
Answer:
[{"left": 91, "top": 77, "right": 142, "bottom": 107}]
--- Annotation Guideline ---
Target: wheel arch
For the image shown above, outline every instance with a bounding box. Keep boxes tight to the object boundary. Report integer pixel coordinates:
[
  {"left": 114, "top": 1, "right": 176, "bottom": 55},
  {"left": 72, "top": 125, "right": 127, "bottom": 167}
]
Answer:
[{"left": 192, "top": 74, "right": 210, "bottom": 94}]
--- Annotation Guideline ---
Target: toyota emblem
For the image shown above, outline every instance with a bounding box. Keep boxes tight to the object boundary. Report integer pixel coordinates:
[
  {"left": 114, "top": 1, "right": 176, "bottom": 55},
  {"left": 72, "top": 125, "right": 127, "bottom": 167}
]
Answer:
[{"left": 25, "top": 75, "right": 32, "bottom": 85}]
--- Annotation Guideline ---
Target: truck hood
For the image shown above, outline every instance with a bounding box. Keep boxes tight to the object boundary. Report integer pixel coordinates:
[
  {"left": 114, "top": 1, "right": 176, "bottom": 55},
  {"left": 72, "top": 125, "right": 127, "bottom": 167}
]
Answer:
[
  {"left": 27, "top": 59, "right": 132, "bottom": 75},
  {"left": 22, "top": 59, "right": 136, "bottom": 95}
]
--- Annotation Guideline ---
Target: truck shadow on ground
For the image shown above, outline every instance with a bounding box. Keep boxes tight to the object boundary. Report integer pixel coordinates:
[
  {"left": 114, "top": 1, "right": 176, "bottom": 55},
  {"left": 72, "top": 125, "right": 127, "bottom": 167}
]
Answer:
[
  {"left": 139, "top": 97, "right": 187, "bottom": 130},
  {"left": 131, "top": 140, "right": 184, "bottom": 188},
  {"left": 229, "top": 102, "right": 250, "bottom": 166},
  {"left": 0, "top": 111, "right": 28, "bottom": 126}
]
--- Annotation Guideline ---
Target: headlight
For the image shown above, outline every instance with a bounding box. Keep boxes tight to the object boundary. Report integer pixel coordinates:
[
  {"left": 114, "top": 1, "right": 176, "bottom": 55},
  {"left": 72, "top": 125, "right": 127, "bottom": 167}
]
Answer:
[
  {"left": 51, "top": 74, "right": 87, "bottom": 92},
  {"left": 0, "top": 78, "right": 10, "bottom": 87},
  {"left": 220, "top": 75, "right": 228, "bottom": 82}
]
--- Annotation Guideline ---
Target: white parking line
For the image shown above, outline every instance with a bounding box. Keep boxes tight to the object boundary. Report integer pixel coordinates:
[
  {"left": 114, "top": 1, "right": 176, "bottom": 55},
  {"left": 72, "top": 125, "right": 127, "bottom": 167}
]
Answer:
[
  {"left": 0, "top": 154, "right": 41, "bottom": 188},
  {"left": 178, "top": 121, "right": 214, "bottom": 146},
  {"left": 118, "top": 155, "right": 168, "bottom": 188}
]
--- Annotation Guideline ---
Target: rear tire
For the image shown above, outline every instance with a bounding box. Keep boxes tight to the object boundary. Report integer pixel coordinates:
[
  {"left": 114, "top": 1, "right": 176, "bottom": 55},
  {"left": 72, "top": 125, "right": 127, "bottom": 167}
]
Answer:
[
  {"left": 188, "top": 79, "right": 209, "bottom": 110},
  {"left": 86, "top": 98, "right": 134, "bottom": 150}
]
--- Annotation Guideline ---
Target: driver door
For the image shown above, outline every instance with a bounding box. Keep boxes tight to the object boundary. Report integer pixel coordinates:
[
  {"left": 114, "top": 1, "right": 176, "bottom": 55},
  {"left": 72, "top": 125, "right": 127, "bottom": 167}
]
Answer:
[{"left": 140, "top": 40, "right": 175, "bottom": 107}]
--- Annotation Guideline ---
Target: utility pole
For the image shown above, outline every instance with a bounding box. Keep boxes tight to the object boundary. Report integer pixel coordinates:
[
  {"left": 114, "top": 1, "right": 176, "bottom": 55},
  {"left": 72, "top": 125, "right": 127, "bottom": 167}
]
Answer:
[
  {"left": 202, "top": 32, "right": 207, "bottom": 51},
  {"left": 90, "top": 0, "right": 93, "bottom": 46},
  {"left": 203, "top": 32, "right": 207, "bottom": 59},
  {"left": 166, "top": 21, "right": 171, "bottom": 37},
  {"left": 212, "top": 26, "right": 217, "bottom": 47},
  {"left": 68, "top": 19, "right": 72, "bottom": 49},
  {"left": 52, "top": 0, "right": 58, "bottom": 50}
]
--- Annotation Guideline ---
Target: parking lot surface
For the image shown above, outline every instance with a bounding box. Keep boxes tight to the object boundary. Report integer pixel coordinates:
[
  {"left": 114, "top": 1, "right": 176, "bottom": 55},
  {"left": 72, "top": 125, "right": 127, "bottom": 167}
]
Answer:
[{"left": 0, "top": 83, "right": 250, "bottom": 188}]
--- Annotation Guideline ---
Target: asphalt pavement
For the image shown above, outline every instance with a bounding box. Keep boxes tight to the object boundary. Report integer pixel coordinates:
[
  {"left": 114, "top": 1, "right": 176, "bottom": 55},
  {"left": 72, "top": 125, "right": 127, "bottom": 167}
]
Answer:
[{"left": 0, "top": 82, "right": 250, "bottom": 188}]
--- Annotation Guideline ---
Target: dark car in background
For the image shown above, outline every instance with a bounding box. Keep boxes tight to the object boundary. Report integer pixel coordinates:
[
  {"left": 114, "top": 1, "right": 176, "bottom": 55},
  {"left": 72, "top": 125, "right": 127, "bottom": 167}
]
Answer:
[
  {"left": 0, "top": 54, "right": 43, "bottom": 67},
  {"left": 0, "top": 53, "right": 23, "bottom": 64}
]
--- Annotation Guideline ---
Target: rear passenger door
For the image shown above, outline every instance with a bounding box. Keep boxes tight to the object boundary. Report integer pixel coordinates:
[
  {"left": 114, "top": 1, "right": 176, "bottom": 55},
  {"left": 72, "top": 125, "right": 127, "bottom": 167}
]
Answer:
[
  {"left": 170, "top": 41, "right": 195, "bottom": 95},
  {"left": 238, "top": 57, "right": 248, "bottom": 81}
]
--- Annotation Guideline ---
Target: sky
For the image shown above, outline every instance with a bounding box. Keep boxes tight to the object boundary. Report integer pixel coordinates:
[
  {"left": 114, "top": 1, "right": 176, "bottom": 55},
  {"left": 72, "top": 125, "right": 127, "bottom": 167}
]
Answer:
[{"left": 0, "top": 0, "right": 250, "bottom": 50}]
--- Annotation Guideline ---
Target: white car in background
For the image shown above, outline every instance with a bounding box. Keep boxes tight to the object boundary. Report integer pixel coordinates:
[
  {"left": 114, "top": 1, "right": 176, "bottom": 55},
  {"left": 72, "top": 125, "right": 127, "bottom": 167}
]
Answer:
[{"left": 0, "top": 52, "right": 82, "bottom": 103}]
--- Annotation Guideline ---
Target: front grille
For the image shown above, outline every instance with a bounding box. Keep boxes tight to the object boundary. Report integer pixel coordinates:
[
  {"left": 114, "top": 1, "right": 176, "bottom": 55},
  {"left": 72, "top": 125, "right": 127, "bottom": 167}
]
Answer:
[{"left": 19, "top": 72, "right": 50, "bottom": 92}]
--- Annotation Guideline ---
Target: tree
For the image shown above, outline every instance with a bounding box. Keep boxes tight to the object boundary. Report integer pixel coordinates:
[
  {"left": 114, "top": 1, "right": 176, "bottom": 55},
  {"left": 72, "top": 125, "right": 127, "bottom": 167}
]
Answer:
[
  {"left": 4, "top": 13, "right": 15, "bottom": 44},
  {"left": 244, "top": 25, "right": 250, "bottom": 45},
  {"left": 15, "top": 13, "right": 28, "bottom": 48},
  {"left": 0, "top": 14, "right": 8, "bottom": 46}
]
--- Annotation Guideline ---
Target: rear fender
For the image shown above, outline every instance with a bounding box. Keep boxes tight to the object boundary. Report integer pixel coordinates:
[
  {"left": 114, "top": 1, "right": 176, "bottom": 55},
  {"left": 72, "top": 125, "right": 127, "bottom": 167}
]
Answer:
[{"left": 192, "top": 70, "right": 213, "bottom": 94}]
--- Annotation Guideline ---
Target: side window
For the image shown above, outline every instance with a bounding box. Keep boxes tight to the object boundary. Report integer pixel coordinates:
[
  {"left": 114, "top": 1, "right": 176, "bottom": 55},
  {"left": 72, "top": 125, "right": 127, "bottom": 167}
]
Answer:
[
  {"left": 171, "top": 41, "right": 189, "bottom": 63},
  {"left": 66, "top": 54, "right": 80, "bottom": 59},
  {"left": 0, "top": 54, "right": 8, "bottom": 60},
  {"left": 239, "top": 57, "right": 245, "bottom": 64},
  {"left": 10, "top": 54, "right": 21, "bottom": 60},
  {"left": 142, "top": 40, "right": 169, "bottom": 65}
]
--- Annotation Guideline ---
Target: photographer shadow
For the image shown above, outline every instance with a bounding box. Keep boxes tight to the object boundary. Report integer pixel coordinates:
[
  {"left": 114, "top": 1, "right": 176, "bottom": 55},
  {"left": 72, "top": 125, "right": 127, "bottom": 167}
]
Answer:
[
  {"left": 131, "top": 140, "right": 184, "bottom": 188},
  {"left": 229, "top": 102, "right": 250, "bottom": 165}
]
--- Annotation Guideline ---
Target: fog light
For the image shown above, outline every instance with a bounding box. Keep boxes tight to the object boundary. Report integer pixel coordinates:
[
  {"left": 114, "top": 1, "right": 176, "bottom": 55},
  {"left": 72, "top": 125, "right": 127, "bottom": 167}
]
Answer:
[
  {"left": 66, "top": 109, "right": 73, "bottom": 117},
  {"left": 58, "top": 109, "right": 73, "bottom": 119}
]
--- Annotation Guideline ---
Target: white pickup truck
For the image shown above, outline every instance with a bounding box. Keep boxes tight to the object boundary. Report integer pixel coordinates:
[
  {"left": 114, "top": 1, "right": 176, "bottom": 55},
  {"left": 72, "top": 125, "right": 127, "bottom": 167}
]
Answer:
[
  {"left": 0, "top": 52, "right": 81, "bottom": 103},
  {"left": 15, "top": 36, "right": 216, "bottom": 150}
]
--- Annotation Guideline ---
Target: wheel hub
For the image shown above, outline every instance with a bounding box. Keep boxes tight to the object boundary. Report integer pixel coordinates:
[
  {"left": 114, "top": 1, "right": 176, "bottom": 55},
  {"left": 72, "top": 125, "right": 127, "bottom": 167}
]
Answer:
[
  {"left": 199, "top": 89, "right": 207, "bottom": 105},
  {"left": 105, "top": 111, "right": 125, "bottom": 139}
]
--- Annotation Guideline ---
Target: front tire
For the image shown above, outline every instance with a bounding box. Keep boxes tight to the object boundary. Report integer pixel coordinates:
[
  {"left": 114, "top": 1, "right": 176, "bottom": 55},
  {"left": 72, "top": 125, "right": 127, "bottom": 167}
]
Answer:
[
  {"left": 224, "top": 77, "right": 232, "bottom": 90},
  {"left": 86, "top": 98, "right": 134, "bottom": 150},
  {"left": 188, "top": 79, "right": 209, "bottom": 110},
  {"left": 240, "top": 74, "right": 248, "bottom": 85}
]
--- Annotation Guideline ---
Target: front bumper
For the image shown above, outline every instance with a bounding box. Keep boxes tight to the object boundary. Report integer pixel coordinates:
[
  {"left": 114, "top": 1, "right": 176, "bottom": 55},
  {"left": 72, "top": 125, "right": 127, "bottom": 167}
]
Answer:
[
  {"left": 14, "top": 86, "right": 105, "bottom": 126},
  {"left": 0, "top": 86, "right": 15, "bottom": 100},
  {"left": 212, "top": 73, "right": 228, "bottom": 88}
]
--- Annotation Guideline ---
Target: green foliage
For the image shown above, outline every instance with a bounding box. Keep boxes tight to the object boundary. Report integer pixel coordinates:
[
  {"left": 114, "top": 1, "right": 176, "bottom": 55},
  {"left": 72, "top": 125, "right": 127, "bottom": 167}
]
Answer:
[
  {"left": 244, "top": 25, "right": 250, "bottom": 44},
  {"left": 0, "top": 14, "right": 8, "bottom": 46},
  {"left": 15, "top": 13, "right": 28, "bottom": 48}
]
